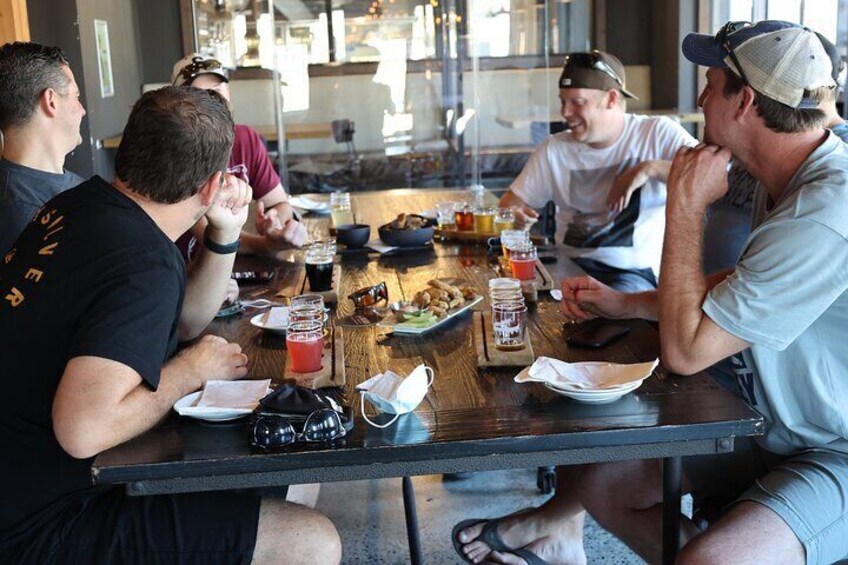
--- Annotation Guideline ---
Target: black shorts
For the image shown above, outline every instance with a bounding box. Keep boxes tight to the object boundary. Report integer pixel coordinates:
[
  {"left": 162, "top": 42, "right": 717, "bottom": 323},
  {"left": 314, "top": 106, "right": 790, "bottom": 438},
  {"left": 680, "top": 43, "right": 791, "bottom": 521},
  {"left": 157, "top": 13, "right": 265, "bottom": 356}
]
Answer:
[{"left": 9, "top": 488, "right": 262, "bottom": 564}]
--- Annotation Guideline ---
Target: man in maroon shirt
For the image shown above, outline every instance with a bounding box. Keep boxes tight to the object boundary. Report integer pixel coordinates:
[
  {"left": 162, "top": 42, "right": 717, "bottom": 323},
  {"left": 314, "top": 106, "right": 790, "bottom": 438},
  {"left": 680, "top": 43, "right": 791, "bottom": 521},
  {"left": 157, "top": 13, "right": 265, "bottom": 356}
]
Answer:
[{"left": 172, "top": 54, "right": 307, "bottom": 257}]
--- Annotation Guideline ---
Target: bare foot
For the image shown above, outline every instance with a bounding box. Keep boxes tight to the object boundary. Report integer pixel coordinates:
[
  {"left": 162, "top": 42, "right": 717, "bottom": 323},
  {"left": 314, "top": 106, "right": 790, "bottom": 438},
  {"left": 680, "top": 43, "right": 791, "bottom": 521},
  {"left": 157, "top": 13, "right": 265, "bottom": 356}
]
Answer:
[
  {"left": 489, "top": 533, "right": 588, "bottom": 565},
  {"left": 459, "top": 508, "right": 583, "bottom": 564}
]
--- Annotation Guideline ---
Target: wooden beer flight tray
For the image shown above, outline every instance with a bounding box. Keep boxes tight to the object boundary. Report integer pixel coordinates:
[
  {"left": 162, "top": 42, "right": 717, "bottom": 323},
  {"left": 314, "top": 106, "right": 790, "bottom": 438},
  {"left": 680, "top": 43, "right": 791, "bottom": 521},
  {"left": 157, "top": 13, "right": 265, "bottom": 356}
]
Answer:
[
  {"left": 435, "top": 227, "right": 546, "bottom": 245},
  {"left": 281, "top": 263, "right": 342, "bottom": 304},
  {"left": 494, "top": 258, "right": 556, "bottom": 302},
  {"left": 473, "top": 311, "right": 535, "bottom": 368},
  {"left": 283, "top": 325, "right": 346, "bottom": 389}
]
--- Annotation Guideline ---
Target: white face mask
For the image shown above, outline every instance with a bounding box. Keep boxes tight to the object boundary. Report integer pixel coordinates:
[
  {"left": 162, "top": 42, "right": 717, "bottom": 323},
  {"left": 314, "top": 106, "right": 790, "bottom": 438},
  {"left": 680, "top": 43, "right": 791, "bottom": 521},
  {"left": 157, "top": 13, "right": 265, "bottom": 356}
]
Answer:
[{"left": 356, "top": 364, "right": 434, "bottom": 428}]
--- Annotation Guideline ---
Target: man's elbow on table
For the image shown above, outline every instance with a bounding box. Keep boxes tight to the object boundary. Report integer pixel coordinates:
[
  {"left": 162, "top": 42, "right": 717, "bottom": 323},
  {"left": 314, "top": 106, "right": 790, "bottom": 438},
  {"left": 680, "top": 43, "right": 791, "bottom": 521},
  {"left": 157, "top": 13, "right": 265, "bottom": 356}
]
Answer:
[
  {"left": 660, "top": 319, "right": 750, "bottom": 377},
  {"left": 52, "top": 357, "right": 147, "bottom": 460},
  {"left": 660, "top": 345, "right": 706, "bottom": 376}
]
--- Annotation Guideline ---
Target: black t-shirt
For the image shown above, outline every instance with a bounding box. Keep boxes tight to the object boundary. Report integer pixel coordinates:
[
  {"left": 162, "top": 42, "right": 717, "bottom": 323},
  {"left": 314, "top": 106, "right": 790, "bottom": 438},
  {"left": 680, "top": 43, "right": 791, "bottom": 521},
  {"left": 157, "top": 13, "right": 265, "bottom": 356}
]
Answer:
[{"left": 0, "top": 176, "right": 185, "bottom": 547}]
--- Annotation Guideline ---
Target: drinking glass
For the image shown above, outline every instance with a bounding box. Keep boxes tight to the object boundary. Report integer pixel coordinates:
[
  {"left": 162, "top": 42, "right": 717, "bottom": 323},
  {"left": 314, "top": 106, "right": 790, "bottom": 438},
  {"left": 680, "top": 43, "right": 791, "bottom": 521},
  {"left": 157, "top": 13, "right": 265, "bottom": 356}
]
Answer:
[
  {"left": 290, "top": 294, "right": 325, "bottom": 325},
  {"left": 286, "top": 320, "right": 324, "bottom": 373},
  {"left": 500, "top": 229, "right": 530, "bottom": 258},
  {"left": 330, "top": 192, "right": 354, "bottom": 228},
  {"left": 492, "top": 303, "right": 528, "bottom": 351},
  {"left": 489, "top": 278, "right": 524, "bottom": 306},
  {"left": 436, "top": 202, "right": 457, "bottom": 231},
  {"left": 509, "top": 243, "right": 538, "bottom": 281},
  {"left": 305, "top": 244, "right": 334, "bottom": 292},
  {"left": 494, "top": 208, "right": 515, "bottom": 233},
  {"left": 472, "top": 206, "right": 496, "bottom": 234},
  {"left": 454, "top": 204, "right": 474, "bottom": 231}
]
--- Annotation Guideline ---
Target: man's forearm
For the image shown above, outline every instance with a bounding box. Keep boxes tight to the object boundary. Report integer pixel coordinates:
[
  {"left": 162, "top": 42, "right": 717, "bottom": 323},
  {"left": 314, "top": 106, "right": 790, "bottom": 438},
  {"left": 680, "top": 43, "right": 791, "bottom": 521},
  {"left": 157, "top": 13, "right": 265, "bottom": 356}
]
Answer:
[
  {"left": 54, "top": 356, "right": 202, "bottom": 459},
  {"left": 180, "top": 226, "right": 239, "bottom": 340},
  {"left": 624, "top": 291, "right": 659, "bottom": 321},
  {"left": 657, "top": 204, "right": 710, "bottom": 370}
]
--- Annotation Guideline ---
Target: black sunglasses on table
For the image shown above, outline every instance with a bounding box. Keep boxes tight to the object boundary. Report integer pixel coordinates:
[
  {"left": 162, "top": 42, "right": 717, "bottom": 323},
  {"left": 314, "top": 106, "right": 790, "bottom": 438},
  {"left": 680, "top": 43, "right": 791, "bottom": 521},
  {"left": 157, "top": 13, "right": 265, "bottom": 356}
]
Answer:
[{"left": 250, "top": 408, "right": 346, "bottom": 449}]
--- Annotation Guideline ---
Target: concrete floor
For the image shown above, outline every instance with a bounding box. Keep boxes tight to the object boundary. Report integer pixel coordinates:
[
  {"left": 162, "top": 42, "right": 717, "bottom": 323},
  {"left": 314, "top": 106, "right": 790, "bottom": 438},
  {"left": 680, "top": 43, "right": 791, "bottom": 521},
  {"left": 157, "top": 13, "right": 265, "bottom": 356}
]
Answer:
[{"left": 316, "top": 468, "right": 648, "bottom": 564}]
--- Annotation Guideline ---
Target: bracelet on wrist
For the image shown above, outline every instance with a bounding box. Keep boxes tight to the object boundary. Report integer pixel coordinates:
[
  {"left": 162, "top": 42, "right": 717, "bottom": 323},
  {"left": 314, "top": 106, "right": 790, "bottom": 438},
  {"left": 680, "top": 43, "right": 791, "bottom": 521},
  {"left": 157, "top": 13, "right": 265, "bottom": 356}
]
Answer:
[{"left": 203, "top": 233, "right": 240, "bottom": 255}]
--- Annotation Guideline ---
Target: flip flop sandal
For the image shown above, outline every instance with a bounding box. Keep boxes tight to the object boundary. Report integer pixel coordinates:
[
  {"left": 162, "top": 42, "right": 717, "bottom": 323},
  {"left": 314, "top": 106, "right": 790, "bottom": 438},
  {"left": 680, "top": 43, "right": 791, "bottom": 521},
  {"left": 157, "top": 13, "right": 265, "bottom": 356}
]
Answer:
[{"left": 452, "top": 519, "right": 550, "bottom": 565}]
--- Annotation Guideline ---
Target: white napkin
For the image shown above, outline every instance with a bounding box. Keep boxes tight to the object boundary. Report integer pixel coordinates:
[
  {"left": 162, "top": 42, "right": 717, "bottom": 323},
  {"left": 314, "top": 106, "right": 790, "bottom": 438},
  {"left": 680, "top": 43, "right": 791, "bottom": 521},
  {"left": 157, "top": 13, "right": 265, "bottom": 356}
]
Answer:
[
  {"left": 263, "top": 306, "right": 289, "bottom": 328},
  {"left": 365, "top": 239, "right": 398, "bottom": 254},
  {"left": 515, "top": 357, "right": 658, "bottom": 390},
  {"left": 550, "top": 289, "right": 563, "bottom": 301},
  {"left": 289, "top": 195, "right": 330, "bottom": 213},
  {"left": 196, "top": 379, "right": 272, "bottom": 409}
]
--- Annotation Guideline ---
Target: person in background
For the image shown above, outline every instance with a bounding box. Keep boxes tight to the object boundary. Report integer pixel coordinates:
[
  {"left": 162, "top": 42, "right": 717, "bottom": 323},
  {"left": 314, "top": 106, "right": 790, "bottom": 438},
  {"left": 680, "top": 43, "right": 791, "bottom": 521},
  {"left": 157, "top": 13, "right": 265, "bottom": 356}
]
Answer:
[
  {"left": 456, "top": 20, "right": 848, "bottom": 565},
  {"left": 0, "top": 41, "right": 253, "bottom": 340},
  {"left": 171, "top": 54, "right": 308, "bottom": 259},
  {"left": 500, "top": 50, "right": 698, "bottom": 292},
  {"left": 0, "top": 86, "right": 340, "bottom": 564},
  {"left": 702, "top": 30, "right": 848, "bottom": 273},
  {"left": 0, "top": 42, "right": 85, "bottom": 252}
]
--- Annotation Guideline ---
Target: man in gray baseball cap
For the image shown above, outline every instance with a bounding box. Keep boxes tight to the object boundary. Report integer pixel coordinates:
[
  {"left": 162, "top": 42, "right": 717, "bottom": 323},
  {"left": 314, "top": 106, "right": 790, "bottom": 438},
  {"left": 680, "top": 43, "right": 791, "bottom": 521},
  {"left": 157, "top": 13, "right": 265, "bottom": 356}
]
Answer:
[{"left": 453, "top": 21, "right": 848, "bottom": 565}]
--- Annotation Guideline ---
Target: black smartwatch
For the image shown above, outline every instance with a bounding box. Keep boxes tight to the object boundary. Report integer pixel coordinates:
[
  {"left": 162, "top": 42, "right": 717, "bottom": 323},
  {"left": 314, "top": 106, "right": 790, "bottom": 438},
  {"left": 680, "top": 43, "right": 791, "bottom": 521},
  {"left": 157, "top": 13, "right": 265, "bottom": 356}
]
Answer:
[{"left": 203, "top": 232, "right": 240, "bottom": 255}]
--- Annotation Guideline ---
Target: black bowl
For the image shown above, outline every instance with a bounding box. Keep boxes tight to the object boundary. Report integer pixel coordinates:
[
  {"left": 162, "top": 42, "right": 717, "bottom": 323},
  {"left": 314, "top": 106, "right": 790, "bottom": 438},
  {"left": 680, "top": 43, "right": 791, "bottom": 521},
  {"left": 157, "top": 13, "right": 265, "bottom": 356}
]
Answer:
[
  {"left": 336, "top": 223, "right": 371, "bottom": 248},
  {"left": 378, "top": 221, "right": 435, "bottom": 247}
]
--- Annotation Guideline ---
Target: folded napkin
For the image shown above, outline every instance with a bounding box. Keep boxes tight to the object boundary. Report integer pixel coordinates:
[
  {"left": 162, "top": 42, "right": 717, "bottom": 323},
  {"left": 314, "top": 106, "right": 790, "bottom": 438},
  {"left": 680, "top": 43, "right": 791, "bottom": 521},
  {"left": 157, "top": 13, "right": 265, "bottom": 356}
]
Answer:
[
  {"left": 197, "top": 379, "right": 272, "bottom": 409},
  {"left": 515, "top": 357, "right": 658, "bottom": 390},
  {"left": 262, "top": 306, "right": 289, "bottom": 328},
  {"left": 365, "top": 239, "right": 397, "bottom": 254}
]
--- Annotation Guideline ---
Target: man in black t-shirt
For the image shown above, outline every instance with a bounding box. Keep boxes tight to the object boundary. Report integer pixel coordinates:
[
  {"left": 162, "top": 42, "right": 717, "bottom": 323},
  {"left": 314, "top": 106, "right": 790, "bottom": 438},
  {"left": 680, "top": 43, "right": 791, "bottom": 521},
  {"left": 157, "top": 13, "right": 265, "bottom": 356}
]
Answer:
[{"left": 0, "top": 87, "right": 341, "bottom": 563}]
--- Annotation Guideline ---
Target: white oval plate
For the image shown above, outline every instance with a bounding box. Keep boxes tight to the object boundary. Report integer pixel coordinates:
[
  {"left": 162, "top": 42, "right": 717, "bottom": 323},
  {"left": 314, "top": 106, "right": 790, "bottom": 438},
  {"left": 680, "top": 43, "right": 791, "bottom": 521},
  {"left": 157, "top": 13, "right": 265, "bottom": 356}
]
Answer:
[
  {"left": 543, "top": 380, "right": 642, "bottom": 404},
  {"left": 174, "top": 390, "right": 270, "bottom": 422}
]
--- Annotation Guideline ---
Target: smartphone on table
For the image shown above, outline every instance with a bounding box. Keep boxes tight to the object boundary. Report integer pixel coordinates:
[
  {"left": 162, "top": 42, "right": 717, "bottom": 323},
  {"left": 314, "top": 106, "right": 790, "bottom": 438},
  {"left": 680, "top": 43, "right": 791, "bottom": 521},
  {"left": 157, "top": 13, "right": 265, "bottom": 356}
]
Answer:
[{"left": 231, "top": 271, "right": 274, "bottom": 284}]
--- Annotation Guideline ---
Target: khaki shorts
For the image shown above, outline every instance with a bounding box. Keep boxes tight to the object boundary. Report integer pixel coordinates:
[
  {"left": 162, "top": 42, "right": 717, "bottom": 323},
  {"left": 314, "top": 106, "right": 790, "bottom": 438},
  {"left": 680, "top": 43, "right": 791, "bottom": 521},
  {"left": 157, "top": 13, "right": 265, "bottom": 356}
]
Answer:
[{"left": 684, "top": 437, "right": 848, "bottom": 565}]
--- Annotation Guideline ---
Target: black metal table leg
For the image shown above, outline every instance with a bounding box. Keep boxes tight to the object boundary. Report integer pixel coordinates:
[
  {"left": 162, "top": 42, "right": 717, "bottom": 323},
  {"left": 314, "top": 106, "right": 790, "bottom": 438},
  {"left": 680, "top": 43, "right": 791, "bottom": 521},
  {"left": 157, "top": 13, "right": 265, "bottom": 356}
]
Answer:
[
  {"left": 403, "top": 476, "right": 423, "bottom": 565},
  {"left": 663, "top": 456, "right": 682, "bottom": 565}
]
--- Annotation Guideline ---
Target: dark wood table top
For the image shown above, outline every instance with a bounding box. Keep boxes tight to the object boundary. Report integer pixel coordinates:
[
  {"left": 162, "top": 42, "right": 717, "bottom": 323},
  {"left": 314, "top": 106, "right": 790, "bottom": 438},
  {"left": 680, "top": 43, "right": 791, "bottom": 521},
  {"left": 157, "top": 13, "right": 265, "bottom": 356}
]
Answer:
[{"left": 92, "top": 189, "right": 763, "bottom": 494}]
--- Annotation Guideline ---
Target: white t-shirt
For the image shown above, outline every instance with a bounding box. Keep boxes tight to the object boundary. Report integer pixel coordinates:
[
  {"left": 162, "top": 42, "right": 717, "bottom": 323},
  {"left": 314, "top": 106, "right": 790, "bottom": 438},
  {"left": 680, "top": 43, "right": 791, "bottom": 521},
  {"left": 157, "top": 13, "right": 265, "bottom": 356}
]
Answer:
[{"left": 509, "top": 114, "right": 697, "bottom": 277}]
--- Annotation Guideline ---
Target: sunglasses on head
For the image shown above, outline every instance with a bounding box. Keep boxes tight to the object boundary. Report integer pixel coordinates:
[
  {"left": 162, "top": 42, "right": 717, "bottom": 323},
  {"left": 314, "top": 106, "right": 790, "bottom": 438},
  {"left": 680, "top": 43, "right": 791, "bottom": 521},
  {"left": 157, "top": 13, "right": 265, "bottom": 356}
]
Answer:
[
  {"left": 715, "top": 21, "right": 754, "bottom": 87},
  {"left": 178, "top": 57, "right": 224, "bottom": 84},
  {"left": 564, "top": 52, "right": 625, "bottom": 87},
  {"left": 250, "top": 408, "right": 346, "bottom": 449}
]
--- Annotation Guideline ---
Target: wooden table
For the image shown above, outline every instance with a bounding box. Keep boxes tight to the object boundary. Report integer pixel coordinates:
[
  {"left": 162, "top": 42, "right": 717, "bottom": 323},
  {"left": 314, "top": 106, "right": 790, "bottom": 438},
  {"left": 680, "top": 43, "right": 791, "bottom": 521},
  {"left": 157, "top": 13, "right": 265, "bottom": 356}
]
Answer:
[{"left": 92, "top": 189, "right": 762, "bottom": 564}]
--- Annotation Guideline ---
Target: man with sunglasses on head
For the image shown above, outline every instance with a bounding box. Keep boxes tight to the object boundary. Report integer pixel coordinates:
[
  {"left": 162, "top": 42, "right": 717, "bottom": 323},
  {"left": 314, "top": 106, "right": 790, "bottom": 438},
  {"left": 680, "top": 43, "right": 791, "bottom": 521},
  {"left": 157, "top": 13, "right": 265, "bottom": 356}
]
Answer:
[
  {"left": 456, "top": 22, "right": 848, "bottom": 565},
  {"left": 498, "top": 50, "right": 697, "bottom": 292},
  {"left": 171, "top": 54, "right": 308, "bottom": 259},
  {"left": 0, "top": 87, "right": 341, "bottom": 563}
]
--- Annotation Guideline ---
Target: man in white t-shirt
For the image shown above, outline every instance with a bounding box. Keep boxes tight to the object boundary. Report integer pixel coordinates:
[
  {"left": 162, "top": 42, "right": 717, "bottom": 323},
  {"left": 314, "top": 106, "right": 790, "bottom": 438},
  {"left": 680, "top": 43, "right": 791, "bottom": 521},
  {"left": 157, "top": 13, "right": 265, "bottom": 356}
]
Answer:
[{"left": 502, "top": 50, "right": 698, "bottom": 291}]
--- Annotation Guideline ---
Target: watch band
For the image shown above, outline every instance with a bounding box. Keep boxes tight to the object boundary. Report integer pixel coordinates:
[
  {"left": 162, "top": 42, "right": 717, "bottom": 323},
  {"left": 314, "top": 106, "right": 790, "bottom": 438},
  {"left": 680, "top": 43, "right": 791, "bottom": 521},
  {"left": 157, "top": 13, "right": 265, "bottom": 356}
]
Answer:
[{"left": 203, "top": 232, "right": 240, "bottom": 255}]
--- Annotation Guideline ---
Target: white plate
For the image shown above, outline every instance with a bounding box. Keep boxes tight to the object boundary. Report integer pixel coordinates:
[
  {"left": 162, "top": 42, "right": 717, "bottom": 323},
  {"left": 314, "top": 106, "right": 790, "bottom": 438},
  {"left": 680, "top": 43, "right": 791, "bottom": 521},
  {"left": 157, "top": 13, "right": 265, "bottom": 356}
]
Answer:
[
  {"left": 250, "top": 309, "right": 289, "bottom": 333},
  {"left": 543, "top": 380, "right": 642, "bottom": 404},
  {"left": 545, "top": 378, "right": 644, "bottom": 394},
  {"left": 173, "top": 390, "right": 270, "bottom": 421},
  {"left": 289, "top": 195, "right": 330, "bottom": 214},
  {"left": 380, "top": 295, "right": 483, "bottom": 335}
]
